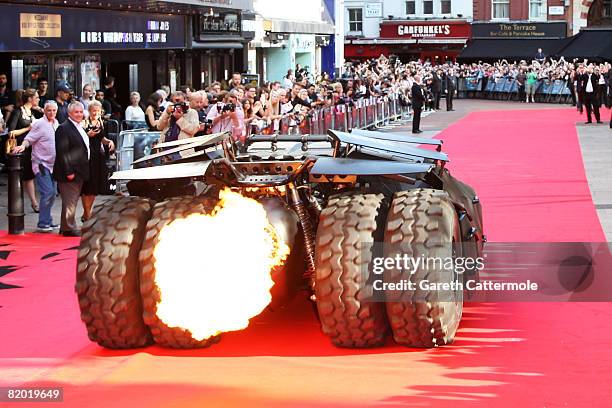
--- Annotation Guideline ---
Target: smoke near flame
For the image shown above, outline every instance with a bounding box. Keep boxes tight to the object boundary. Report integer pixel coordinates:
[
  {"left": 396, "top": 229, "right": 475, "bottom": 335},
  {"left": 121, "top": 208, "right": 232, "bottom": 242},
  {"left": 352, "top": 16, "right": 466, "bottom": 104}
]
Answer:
[{"left": 152, "top": 189, "right": 290, "bottom": 341}]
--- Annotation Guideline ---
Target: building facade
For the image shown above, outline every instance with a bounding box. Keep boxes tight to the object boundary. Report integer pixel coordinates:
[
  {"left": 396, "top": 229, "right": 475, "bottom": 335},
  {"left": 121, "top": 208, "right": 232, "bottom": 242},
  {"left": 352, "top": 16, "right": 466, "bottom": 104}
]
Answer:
[
  {"left": 248, "top": 0, "right": 335, "bottom": 83},
  {"left": 343, "top": 0, "right": 474, "bottom": 62},
  {"left": 0, "top": 0, "right": 253, "bottom": 108}
]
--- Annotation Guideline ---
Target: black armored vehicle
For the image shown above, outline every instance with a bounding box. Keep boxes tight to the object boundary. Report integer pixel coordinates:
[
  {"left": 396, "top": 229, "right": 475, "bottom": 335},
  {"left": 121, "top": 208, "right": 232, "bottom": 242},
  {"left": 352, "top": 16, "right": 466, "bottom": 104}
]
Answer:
[{"left": 76, "top": 128, "right": 485, "bottom": 350}]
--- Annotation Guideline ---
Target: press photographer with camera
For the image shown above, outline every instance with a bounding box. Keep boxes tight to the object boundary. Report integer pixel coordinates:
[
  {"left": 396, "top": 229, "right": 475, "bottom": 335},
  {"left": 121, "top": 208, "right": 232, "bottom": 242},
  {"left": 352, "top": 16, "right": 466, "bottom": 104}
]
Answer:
[
  {"left": 205, "top": 91, "right": 240, "bottom": 136},
  {"left": 157, "top": 91, "right": 199, "bottom": 159}
]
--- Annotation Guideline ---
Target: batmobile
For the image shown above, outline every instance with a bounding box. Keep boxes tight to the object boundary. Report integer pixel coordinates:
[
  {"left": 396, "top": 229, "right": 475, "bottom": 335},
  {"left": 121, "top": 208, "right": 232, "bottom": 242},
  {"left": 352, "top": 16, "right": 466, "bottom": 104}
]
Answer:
[{"left": 75, "top": 128, "right": 485, "bottom": 349}]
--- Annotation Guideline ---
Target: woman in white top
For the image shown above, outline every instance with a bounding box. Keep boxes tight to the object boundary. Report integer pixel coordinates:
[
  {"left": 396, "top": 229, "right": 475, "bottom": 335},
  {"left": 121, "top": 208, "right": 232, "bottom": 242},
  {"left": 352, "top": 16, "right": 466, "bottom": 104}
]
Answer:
[{"left": 124, "top": 92, "right": 145, "bottom": 122}]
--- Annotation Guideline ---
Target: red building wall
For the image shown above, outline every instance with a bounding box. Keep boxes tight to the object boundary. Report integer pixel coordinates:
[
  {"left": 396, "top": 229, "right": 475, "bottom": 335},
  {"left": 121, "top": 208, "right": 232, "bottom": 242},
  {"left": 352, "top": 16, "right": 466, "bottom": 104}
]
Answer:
[{"left": 473, "top": 0, "right": 572, "bottom": 27}]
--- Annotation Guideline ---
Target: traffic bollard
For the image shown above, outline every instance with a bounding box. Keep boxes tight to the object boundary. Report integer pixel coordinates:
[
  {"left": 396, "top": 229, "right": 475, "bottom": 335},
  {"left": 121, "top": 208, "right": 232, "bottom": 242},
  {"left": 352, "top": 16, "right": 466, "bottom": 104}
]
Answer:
[{"left": 7, "top": 153, "right": 25, "bottom": 235}]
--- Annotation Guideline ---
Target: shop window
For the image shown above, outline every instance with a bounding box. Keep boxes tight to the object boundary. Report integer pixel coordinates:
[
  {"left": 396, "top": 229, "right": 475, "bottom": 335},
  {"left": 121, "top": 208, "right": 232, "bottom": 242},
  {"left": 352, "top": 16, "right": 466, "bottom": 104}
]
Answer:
[
  {"left": 347, "top": 8, "right": 363, "bottom": 34},
  {"left": 55, "top": 56, "right": 76, "bottom": 91},
  {"left": 492, "top": 0, "right": 510, "bottom": 20},
  {"left": 423, "top": 0, "right": 433, "bottom": 14},
  {"left": 80, "top": 55, "right": 101, "bottom": 93},
  {"left": 406, "top": 0, "right": 416, "bottom": 14},
  {"left": 11, "top": 60, "right": 24, "bottom": 91},
  {"left": 23, "top": 56, "right": 48, "bottom": 90},
  {"left": 441, "top": 0, "right": 452, "bottom": 14},
  {"left": 529, "top": 0, "right": 547, "bottom": 21}
]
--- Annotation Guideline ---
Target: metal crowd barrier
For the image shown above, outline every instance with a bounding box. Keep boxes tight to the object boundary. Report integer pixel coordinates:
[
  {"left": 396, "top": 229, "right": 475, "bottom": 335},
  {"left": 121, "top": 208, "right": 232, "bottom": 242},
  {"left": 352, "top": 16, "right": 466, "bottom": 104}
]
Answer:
[
  {"left": 115, "top": 95, "right": 412, "bottom": 175},
  {"left": 457, "top": 77, "right": 573, "bottom": 103}
]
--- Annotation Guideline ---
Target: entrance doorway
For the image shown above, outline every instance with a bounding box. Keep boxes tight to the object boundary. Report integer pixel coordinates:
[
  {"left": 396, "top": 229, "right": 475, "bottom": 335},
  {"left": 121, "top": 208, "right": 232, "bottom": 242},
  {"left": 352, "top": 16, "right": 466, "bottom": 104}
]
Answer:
[{"left": 102, "top": 62, "right": 133, "bottom": 114}]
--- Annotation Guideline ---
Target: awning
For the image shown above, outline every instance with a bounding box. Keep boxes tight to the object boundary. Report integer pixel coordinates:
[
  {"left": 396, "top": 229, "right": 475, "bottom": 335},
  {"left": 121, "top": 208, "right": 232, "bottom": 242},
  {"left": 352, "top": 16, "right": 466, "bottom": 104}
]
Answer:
[
  {"left": 458, "top": 38, "right": 571, "bottom": 61},
  {"left": 192, "top": 41, "right": 244, "bottom": 49},
  {"left": 558, "top": 29, "right": 612, "bottom": 61}
]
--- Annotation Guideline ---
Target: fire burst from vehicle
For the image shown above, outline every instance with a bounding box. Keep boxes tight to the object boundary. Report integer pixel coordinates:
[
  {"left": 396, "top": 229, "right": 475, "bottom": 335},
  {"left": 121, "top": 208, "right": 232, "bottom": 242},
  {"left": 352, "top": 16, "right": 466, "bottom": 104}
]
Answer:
[{"left": 153, "top": 189, "right": 290, "bottom": 341}]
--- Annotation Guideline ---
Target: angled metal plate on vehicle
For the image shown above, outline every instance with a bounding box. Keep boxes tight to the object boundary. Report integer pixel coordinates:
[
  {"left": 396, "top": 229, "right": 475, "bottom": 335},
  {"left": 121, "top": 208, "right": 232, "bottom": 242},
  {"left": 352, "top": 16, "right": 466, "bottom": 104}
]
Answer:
[
  {"left": 311, "top": 157, "right": 433, "bottom": 176},
  {"left": 110, "top": 161, "right": 211, "bottom": 180},
  {"left": 328, "top": 130, "right": 448, "bottom": 162},
  {"left": 154, "top": 132, "right": 230, "bottom": 150},
  {"left": 350, "top": 128, "right": 443, "bottom": 146}
]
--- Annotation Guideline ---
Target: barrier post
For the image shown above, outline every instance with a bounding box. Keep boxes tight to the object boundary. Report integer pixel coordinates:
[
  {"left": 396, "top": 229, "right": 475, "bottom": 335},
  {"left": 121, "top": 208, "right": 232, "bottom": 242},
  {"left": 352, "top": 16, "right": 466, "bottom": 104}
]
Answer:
[{"left": 7, "top": 153, "right": 25, "bottom": 235}]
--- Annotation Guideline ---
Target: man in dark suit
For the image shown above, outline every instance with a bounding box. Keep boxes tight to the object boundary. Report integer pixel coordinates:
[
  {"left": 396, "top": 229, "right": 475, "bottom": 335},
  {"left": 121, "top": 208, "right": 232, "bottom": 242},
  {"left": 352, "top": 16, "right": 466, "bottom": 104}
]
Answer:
[
  {"left": 579, "top": 66, "right": 602, "bottom": 124},
  {"left": 443, "top": 70, "right": 457, "bottom": 111},
  {"left": 411, "top": 75, "right": 424, "bottom": 134},
  {"left": 54, "top": 101, "right": 90, "bottom": 236},
  {"left": 431, "top": 70, "right": 442, "bottom": 110}
]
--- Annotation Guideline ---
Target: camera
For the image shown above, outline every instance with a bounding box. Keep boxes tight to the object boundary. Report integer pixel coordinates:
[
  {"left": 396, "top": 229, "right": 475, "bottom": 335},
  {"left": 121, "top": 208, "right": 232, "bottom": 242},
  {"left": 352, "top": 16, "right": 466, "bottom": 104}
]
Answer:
[
  {"left": 222, "top": 103, "right": 236, "bottom": 113},
  {"left": 173, "top": 102, "right": 189, "bottom": 113}
]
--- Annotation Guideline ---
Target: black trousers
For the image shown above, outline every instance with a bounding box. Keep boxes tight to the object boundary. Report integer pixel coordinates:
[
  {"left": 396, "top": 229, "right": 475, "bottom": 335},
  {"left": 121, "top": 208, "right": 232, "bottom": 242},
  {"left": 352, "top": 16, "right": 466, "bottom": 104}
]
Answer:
[
  {"left": 412, "top": 106, "right": 422, "bottom": 132},
  {"left": 446, "top": 92, "right": 454, "bottom": 110},
  {"left": 518, "top": 84, "right": 526, "bottom": 102},
  {"left": 584, "top": 92, "right": 600, "bottom": 122},
  {"left": 433, "top": 92, "right": 441, "bottom": 110}
]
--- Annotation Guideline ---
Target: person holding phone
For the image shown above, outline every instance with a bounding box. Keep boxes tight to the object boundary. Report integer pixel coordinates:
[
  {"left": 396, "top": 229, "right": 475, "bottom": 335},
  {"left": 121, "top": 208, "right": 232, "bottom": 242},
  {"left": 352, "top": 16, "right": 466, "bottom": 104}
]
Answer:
[{"left": 80, "top": 100, "right": 115, "bottom": 221}]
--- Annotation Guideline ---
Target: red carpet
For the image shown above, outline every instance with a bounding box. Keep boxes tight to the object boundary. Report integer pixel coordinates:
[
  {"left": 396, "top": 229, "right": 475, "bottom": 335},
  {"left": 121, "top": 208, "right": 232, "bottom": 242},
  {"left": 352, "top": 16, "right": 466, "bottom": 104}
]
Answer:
[{"left": 1, "top": 107, "right": 611, "bottom": 407}]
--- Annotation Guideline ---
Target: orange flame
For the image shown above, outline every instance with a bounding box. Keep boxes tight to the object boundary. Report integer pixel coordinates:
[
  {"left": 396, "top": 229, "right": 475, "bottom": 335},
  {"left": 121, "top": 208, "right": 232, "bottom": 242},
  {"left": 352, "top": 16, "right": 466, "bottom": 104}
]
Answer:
[{"left": 153, "top": 189, "right": 290, "bottom": 341}]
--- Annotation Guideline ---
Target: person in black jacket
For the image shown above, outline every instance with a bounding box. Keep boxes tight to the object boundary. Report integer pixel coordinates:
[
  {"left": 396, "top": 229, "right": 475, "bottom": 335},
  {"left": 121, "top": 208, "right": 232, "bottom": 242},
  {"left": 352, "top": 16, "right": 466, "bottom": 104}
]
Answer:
[
  {"left": 431, "top": 70, "right": 442, "bottom": 110},
  {"left": 53, "top": 101, "right": 90, "bottom": 237},
  {"left": 443, "top": 70, "right": 457, "bottom": 111},
  {"left": 411, "top": 75, "right": 424, "bottom": 134},
  {"left": 579, "top": 67, "right": 602, "bottom": 124}
]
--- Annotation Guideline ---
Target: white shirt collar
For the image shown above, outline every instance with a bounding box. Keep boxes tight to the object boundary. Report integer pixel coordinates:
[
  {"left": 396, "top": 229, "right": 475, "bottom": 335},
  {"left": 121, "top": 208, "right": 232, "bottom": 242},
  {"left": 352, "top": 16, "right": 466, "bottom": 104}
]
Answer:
[{"left": 68, "top": 118, "right": 90, "bottom": 159}]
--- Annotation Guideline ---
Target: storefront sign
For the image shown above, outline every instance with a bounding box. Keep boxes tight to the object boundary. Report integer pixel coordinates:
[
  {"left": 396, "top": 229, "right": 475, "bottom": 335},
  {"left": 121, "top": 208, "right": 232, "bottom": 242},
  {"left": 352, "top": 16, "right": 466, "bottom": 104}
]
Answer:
[
  {"left": 293, "top": 34, "right": 315, "bottom": 53},
  {"left": 365, "top": 3, "right": 383, "bottom": 18},
  {"left": 380, "top": 21, "right": 471, "bottom": 39},
  {"left": 548, "top": 6, "right": 565, "bottom": 15},
  {"left": 471, "top": 22, "right": 567, "bottom": 39},
  {"left": 0, "top": 4, "right": 186, "bottom": 52},
  {"left": 197, "top": 10, "right": 241, "bottom": 35},
  {"left": 20, "top": 13, "right": 62, "bottom": 38}
]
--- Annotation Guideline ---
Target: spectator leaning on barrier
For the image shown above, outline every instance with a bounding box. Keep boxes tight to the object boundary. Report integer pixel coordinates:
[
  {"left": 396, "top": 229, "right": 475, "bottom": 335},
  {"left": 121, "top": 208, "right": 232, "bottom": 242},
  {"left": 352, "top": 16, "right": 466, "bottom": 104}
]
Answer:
[
  {"left": 12, "top": 100, "right": 59, "bottom": 232},
  {"left": 125, "top": 91, "right": 146, "bottom": 123},
  {"left": 525, "top": 69, "right": 538, "bottom": 103}
]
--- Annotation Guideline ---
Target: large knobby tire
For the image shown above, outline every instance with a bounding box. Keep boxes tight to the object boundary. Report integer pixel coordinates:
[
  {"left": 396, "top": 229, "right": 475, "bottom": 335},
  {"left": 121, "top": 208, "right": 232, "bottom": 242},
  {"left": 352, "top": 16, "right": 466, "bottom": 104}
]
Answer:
[
  {"left": 139, "top": 195, "right": 221, "bottom": 348},
  {"left": 384, "top": 189, "right": 463, "bottom": 348},
  {"left": 314, "top": 193, "right": 390, "bottom": 348},
  {"left": 75, "top": 196, "right": 154, "bottom": 349}
]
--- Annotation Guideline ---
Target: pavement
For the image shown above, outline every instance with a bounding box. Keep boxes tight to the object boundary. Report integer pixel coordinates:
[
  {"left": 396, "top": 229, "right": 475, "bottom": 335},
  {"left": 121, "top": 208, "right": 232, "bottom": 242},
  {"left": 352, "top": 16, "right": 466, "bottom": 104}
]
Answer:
[{"left": 0, "top": 98, "right": 610, "bottom": 237}]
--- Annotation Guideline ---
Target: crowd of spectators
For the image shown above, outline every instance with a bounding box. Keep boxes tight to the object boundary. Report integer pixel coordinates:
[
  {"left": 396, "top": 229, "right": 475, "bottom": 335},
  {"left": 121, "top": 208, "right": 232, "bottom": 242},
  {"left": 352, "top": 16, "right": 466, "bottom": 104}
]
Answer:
[{"left": 1, "top": 54, "right": 611, "bottom": 234}]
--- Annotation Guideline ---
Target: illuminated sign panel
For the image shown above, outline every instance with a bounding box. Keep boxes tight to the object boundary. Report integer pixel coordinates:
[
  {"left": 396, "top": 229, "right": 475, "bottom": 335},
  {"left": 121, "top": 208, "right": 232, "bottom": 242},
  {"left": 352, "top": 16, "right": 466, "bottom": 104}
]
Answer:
[{"left": 1, "top": 4, "right": 185, "bottom": 51}]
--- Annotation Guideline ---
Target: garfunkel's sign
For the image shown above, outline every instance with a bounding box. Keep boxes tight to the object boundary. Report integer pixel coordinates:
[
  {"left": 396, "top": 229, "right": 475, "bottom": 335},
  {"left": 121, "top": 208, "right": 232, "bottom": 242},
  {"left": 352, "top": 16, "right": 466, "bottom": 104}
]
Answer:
[
  {"left": 380, "top": 20, "right": 471, "bottom": 39},
  {"left": 471, "top": 22, "right": 567, "bottom": 39}
]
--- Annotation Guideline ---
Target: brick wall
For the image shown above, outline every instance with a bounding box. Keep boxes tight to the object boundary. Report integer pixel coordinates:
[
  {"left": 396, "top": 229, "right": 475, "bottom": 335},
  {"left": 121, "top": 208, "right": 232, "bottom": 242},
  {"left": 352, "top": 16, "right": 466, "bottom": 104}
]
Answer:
[{"left": 472, "top": 0, "right": 574, "bottom": 34}]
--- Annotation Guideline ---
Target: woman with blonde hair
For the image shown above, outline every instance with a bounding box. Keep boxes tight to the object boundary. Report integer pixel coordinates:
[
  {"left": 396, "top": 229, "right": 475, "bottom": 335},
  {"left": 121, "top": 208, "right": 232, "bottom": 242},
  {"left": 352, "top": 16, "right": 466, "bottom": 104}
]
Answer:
[
  {"left": 125, "top": 91, "right": 145, "bottom": 122},
  {"left": 80, "top": 100, "right": 115, "bottom": 221},
  {"left": 8, "top": 88, "right": 41, "bottom": 212}
]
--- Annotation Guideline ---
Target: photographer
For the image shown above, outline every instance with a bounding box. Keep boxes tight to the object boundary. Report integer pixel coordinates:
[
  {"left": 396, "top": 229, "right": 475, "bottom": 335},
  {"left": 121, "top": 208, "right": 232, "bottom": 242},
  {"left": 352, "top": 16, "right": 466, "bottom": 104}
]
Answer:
[
  {"left": 157, "top": 95, "right": 199, "bottom": 159},
  {"left": 206, "top": 92, "right": 239, "bottom": 136},
  {"left": 187, "top": 91, "right": 209, "bottom": 136}
]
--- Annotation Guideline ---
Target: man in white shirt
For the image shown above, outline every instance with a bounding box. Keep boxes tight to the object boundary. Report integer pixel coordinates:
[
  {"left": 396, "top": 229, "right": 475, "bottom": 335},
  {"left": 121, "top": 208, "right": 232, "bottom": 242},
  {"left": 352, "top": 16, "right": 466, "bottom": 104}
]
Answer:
[
  {"left": 53, "top": 101, "right": 90, "bottom": 237},
  {"left": 13, "top": 100, "right": 59, "bottom": 232},
  {"left": 581, "top": 66, "right": 602, "bottom": 124}
]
